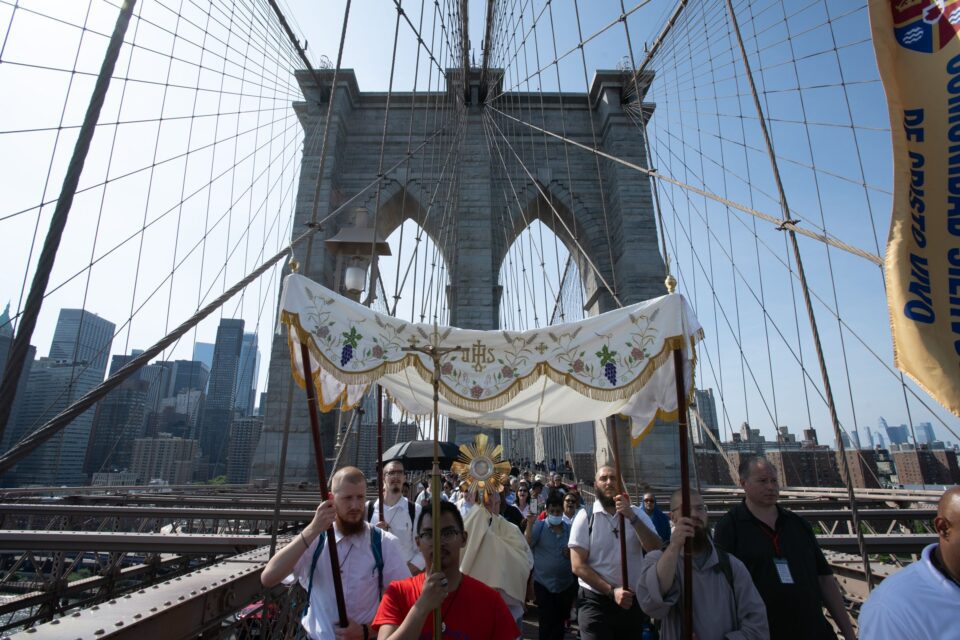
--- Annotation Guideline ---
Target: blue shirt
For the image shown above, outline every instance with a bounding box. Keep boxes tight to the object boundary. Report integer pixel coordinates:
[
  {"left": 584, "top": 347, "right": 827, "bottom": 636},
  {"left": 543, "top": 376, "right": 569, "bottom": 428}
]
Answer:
[
  {"left": 644, "top": 506, "right": 672, "bottom": 543},
  {"left": 529, "top": 519, "right": 576, "bottom": 593}
]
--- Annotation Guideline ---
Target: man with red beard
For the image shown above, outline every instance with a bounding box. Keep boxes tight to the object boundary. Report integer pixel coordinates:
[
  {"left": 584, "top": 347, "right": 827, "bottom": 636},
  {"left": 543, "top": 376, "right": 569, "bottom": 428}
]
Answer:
[
  {"left": 261, "top": 466, "right": 410, "bottom": 640},
  {"left": 636, "top": 490, "right": 768, "bottom": 640},
  {"left": 568, "top": 465, "right": 662, "bottom": 640}
]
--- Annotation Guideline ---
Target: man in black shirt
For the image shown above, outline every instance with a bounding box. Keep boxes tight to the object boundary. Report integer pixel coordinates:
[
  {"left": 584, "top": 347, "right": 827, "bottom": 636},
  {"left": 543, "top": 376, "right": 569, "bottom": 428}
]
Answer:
[{"left": 713, "top": 456, "right": 855, "bottom": 640}]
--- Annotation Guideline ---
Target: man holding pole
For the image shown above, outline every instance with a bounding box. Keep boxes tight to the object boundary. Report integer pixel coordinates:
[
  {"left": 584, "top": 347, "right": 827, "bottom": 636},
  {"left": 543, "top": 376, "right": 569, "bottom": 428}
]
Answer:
[
  {"left": 261, "top": 467, "right": 411, "bottom": 640},
  {"left": 372, "top": 500, "right": 519, "bottom": 639},
  {"left": 568, "top": 464, "right": 662, "bottom": 640},
  {"left": 636, "top": 489, "right": 769, "bottom": 640}
]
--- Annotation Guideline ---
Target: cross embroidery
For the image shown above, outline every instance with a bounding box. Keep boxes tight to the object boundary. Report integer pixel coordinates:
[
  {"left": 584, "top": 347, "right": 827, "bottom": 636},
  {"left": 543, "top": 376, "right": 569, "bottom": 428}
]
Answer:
[
  {"left": 469, "top": 340, "right": 495, "bottom": 372},
  {"left": 535, "top": 342, "right": 549, "bottom": 355},
  {"left": 407, "top": 335, "right": 421, "bottom": 349}
]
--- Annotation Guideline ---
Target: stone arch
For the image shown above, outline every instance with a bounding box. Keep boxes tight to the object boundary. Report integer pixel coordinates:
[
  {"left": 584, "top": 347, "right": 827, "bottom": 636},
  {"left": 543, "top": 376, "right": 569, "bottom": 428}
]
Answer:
[
  {"left": 359, "top": 178, "right": 453, "bottom": 271},
  {"left": 493, "top": 179, "right": 613, "bottom": 317}
]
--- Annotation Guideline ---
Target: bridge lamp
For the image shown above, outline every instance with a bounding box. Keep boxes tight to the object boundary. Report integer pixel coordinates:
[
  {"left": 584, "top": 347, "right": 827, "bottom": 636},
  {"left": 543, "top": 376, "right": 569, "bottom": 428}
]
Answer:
[{"left": 325, "top": 207, "right": 391, "bottom": 302}]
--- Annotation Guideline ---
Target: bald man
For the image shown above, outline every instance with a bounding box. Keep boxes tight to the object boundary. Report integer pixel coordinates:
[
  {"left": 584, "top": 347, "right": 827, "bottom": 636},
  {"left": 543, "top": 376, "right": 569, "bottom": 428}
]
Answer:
[
  {"left": 859, "top": 486, "right": 960, "bottom": 639},
  {"left": 262, "top": 467, "right": 410, "bottom": 640}
]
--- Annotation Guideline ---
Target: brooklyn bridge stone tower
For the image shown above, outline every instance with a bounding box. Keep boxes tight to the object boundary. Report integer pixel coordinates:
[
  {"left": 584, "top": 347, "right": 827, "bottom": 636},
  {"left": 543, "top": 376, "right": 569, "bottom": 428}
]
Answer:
[{"left": 251, "top": 68, "right": 685, "bottom": 487}]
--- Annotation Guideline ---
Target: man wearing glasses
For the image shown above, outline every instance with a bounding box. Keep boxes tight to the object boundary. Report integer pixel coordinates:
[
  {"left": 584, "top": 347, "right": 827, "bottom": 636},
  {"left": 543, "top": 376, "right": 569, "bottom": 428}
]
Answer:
[
  {"left": 372, "top": 500, "right": 519, "bottom": 639},
  {"left": 367, "top": 459, "right": 423, "bottom": 575},
  {"left": 641, "top": 492, "right": 673, "bottom": 545}
]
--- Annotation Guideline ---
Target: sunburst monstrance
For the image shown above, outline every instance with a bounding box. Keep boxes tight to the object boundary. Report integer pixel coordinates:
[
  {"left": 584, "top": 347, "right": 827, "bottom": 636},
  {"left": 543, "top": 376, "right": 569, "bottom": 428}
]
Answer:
[{"left": 450, "top": 433, "right": 511, "bottom": 498}]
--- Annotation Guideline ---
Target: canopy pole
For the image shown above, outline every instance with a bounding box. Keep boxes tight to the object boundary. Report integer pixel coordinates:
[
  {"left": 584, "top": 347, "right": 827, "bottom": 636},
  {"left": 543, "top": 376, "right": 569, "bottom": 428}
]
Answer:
[
  {"left": 377, "top": 384, "right": 385, "bottom": 523},
  {"left": 673, "top": 347, "right": 693, "bottom": 640},
  {"left": 430, "top": 358, "right": 442, "bottom": 640},
  {"left": 607, "top": 415, "right": 629, "bottom": 589},
  {"left": 298, "top": 339, "right": 348, "bottom": 628}
]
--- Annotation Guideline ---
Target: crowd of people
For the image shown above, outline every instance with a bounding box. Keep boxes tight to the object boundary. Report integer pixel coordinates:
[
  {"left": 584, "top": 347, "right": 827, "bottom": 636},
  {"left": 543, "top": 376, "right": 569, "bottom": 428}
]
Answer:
[{"left": 261, "top": 455, "right": 959, "bottom": 640}]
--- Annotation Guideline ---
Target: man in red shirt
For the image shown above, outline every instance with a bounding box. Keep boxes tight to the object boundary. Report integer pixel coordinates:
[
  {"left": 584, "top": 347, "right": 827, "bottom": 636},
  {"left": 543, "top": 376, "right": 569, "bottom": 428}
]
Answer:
[{"left": 372, "top": 500, "right": 519, "bottom": 640}]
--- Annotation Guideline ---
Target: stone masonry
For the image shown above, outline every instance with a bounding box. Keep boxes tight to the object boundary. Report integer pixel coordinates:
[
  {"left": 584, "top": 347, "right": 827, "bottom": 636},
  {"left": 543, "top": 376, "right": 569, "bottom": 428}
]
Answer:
[{"left": 251, "top": 68, "right": 684, "bottom": 488}]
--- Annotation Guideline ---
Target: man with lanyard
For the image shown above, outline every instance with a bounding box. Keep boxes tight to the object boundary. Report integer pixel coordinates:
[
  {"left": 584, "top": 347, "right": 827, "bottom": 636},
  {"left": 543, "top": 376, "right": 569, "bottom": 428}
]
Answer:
[
  {"left": 525, "top": 493, "right": 577, "bottom": 640},
  {"left": 261, "top": 466, "right": 410, "bottom": 640},
  {"left": 372, "top": 500, "right": 519, "bottom": 639},
  {"left": 713, "top": 456, "right": 855, "bottom": 640},
  {"left": 859, "top": 485, "right": 960, "bottom": 638},
  {"left": 367, "top": 459, "right": 424, "bottom": 575},
  {"left": 568, "top": 465, "right": 662, "bottom": 640},
  {"left": 636, "top": 489, "right": 768, "bottom": 640}
]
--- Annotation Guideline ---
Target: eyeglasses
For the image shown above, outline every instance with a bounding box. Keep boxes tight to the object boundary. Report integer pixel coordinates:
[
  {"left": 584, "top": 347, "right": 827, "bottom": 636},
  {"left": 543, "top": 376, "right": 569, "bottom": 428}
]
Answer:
[{"left": 418, "top": 526, "right": 462, "bottom": 541}]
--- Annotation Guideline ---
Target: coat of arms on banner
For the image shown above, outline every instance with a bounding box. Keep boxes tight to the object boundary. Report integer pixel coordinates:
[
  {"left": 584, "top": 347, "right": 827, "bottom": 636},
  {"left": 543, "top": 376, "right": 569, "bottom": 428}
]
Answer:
[{"left": 892, "top": 0, "right": 960, "bottom": 53}]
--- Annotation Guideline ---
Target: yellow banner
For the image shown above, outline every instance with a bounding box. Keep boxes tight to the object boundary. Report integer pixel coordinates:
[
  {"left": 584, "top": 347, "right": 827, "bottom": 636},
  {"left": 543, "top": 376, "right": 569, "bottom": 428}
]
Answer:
[{"left": 871, "top": 0, "right": 960, "bottom": 416}]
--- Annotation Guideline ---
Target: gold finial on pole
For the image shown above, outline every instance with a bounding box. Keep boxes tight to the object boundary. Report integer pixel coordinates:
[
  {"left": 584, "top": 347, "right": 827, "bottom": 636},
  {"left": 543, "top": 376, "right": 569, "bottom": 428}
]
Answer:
[
  {"left": 665, "top": 273, "right": 677, "bottom": 294},
  {"left": 288, "top": 253, "right": 301, "bottom": 274}
]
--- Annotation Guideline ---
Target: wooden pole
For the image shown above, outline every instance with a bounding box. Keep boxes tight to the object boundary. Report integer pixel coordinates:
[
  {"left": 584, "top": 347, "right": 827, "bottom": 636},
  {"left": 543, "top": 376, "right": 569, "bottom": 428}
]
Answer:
[
  {"left": 299, "top": 339, "right": 348, "bottom": 628},
  {"left": 430, "top": 352, "right": 442, "bottom": 640},
  {"left": 377, "top": 384, "right": 385, "bottom": 523},
  {"left": 673, "top": 347, "right": 693, "bottom": 640},
  {"left": 607, "top": 415, "right": 629, "bottom": 589}
]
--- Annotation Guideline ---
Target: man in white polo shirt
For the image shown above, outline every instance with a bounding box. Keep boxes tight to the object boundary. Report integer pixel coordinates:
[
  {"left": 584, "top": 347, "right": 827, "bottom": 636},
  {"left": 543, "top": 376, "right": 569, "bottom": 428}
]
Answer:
[
  {"left": 366, "top": 459, "right": 424, "bottom": 575},
  {"left": 568, "top": 465, "right": 663, "bottom": 640},
  {"left": 859, "top": 485, "right": 960, "bottom": 639}
]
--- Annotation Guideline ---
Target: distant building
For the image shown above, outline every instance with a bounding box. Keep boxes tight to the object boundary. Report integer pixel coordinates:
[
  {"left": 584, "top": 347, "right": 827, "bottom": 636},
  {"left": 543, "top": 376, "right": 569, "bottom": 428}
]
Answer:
[
  {"left": 802, "top": 428, "right": 819, "bottom": 447},
  {"left": 233, "top": 333, "right": 259, "bottom": 417},
  {"left": 891, "top": 449, "right": 960, "bottom": 485},
  {"left": 695, "top": 450, "right": 734, "bottom": 486},
  {"left": 915, "top": 422, "right": 936, "bottom": 446},
  {"left": 48, "top": 308, "right": 114, "bottom": 377},
  {"left": 838, "top": 449, "right": 885, "bottom": 489},
  {"left": 692, "top": 388, "right": 719, "bottom": 447},
  {"left": 767, "top": 450, "right": 843, "bottom": 488},
  {"left": 197, "top": 319, "right": 244, "bottom": 479},
  {"left": 130, "top": 435, "right": 198, "bottom": 485},
  {"left": 91, "top": 470, "right": 138, "bottom": 486},
  {"left": 192, "top": 342, "right": 215, "bottom": 371},
  {"left": 83, "top": 377, "right": 150, "bottom": 475},
  {"left": 10, "top": 309, "right": 114, "bottom": 486},
  {"left": 168, "top": 360, "right": 209, "bottom": 397},
  {"left": 777, "top": 426, "right": 797, "bottom": 445},
  {"left": 884, "top": 423, "right": 910, "bottom": 446},
  {"left": 740, "top": 422, "right": 764, "bottom": 443},
  {"left": 226, "top": 416, "right": 263, "bottom": 484},
  {"left": 0, "top": 335, "right": 35, "bottom": 461}
]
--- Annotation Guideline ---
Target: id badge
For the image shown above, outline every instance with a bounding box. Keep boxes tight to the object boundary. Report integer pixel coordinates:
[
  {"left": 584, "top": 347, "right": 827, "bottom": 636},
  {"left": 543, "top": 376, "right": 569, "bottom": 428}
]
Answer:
[{"left": 774, "top": 559, "right": 794, "bottom": 584}]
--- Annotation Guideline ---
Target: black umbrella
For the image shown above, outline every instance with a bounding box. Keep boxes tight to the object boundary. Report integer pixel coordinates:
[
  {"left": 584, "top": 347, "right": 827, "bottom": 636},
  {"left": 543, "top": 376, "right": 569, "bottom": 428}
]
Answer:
[{"left": 382, "top": 440, "right": 461, "bottom": 471}]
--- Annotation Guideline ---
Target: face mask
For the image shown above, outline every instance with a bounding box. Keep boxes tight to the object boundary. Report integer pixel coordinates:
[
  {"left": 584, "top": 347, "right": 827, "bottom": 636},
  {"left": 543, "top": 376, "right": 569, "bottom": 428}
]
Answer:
[{"left": 546, "top": 514, "right": 564, "bottom": 526}]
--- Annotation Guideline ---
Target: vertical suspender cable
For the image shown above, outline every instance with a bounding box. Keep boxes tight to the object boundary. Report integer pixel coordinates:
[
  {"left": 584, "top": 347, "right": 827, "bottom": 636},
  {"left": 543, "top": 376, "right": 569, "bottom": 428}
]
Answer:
[
  {"left": 0, "top": 0, "right": 137, "bottom": 446},
  {"left": 723, "top": 0, "right": 873, "bottom": 589}
]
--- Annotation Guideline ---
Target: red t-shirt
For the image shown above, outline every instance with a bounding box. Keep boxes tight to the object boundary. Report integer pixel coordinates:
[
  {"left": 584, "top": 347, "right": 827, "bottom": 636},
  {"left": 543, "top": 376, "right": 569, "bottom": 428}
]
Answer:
[{"left": 372, "top": 572, "right": 519, "bottom": 640}]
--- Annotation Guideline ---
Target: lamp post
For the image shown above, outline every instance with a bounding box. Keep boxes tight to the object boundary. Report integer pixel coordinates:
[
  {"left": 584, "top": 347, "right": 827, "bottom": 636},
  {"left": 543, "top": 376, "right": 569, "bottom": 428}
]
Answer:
[{"left": 325, "top": 206, "right": 391, "bottom": 302}]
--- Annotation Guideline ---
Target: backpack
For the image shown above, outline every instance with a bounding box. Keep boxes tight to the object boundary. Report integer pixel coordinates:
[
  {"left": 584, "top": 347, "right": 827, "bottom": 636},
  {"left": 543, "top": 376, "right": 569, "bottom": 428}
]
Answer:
[
  {"left": 304, "top": 526, "right": 385, "bottom": 617},
  {"left": 366, "top": 499, "right": 416, "bottom": 528}
]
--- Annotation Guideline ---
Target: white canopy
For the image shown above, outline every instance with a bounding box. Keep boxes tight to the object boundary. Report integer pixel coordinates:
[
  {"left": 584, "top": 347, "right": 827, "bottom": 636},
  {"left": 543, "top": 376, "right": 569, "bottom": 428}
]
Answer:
[{"left": 280, "top": 274, "right": 703, "bottom": 442}]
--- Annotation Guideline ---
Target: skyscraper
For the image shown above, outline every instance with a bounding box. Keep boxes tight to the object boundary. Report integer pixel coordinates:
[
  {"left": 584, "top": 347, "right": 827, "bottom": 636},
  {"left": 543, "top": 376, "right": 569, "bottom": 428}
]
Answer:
[
  {"left": 9, "top": 310, "right": 114, "bottom": 486},
  {"left": 692, "top": 388, "right": 719, "bottom": 447},
  {"left": 916, "top": 422, "right": 936, "bottom": 445},
  {"left": 168, "top": 360, "right": 209, "bottom": 397},
  {"left": 233, "top": 332, "right": 259, "bottom": 417},
  {"left": 0, "top": 304, "right": 36, "bottom": 460},
  {"left": 48, "top": 309, "right": 114, "bottom": 376},
  {"left": 192, "top": 342, "right": 215, "bottom": 371},
  {"left": 226, "top": 416, "right": 262, "bottom": 484},
  {"left": 83, "top": 378, "right": 149, "bottom": 475},
  {"left": 196, "top": 319, "right": 244, "bottom": 478}
]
